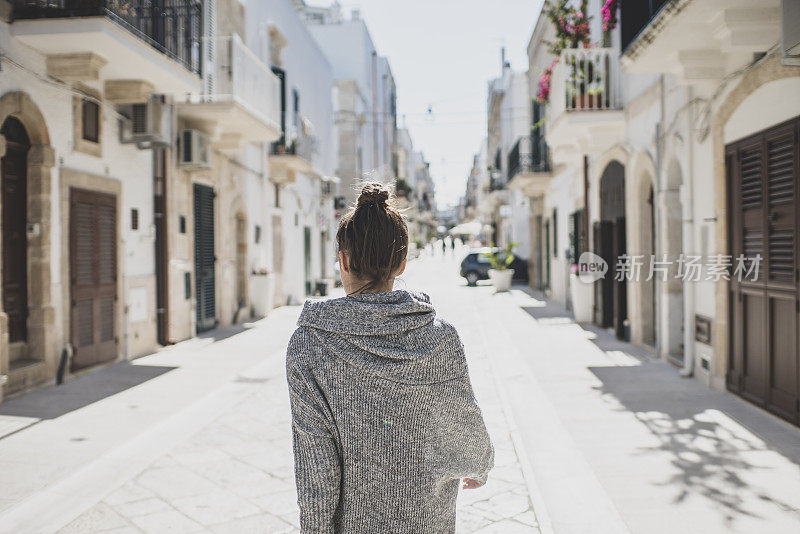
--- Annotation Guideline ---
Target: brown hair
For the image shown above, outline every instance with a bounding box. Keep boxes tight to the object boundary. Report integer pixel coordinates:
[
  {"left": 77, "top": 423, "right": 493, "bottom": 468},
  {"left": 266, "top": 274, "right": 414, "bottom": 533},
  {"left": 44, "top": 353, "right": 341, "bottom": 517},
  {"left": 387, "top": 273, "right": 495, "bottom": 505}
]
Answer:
[{"left": 337, "top": 182, "right": 408, "bottom": 292}]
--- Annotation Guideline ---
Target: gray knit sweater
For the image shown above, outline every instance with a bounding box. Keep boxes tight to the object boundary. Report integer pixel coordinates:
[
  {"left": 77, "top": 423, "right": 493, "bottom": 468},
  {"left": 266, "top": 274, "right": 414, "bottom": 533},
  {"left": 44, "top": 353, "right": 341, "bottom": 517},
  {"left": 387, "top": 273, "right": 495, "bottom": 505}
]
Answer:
[{"left": 286, "top": 290, "right": 494, "bottom": 533}]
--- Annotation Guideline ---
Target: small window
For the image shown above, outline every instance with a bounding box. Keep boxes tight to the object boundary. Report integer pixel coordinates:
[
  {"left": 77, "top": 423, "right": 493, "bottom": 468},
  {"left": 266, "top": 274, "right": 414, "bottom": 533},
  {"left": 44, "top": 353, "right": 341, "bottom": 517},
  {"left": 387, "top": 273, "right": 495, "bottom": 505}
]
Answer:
[
  {"left": 274, "top": 183, "right": 280, "bottom": 208},
  {"left": 179, "top": 215, "right": 187, "bottom": 234},
  {"left": 131, "top": 208, "right": 139, "bottom": 230},
  {"left": 254, "top": 225, "right": 261, "bottom": 244},
  {"left": 81, "top": 99, "right": 99, "bottom": 143}
]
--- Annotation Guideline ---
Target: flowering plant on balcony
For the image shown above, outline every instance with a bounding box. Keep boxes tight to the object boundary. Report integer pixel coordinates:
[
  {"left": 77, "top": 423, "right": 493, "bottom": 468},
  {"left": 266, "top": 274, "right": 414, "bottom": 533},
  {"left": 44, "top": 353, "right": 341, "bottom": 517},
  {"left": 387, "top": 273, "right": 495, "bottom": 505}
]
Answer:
[
  {"left": 251, "top": 267, "right": 272, "bottom": 276},
  {"left": 601, "top": 0, "right": 620, "bottom": 32},
  {"left": 536, "top": 59, "right": 557, "bottom": 104},
  {"left": 544, "top": 0, "right": 592, "bottom": 55}
]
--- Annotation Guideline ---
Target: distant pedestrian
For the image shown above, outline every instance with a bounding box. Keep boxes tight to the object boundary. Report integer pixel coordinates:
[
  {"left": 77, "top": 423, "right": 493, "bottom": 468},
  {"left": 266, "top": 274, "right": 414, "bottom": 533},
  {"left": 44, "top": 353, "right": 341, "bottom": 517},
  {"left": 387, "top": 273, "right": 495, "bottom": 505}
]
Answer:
[
  {"left": 450, "top": 237, "right": 456, "bottom": 252},
  {"left": 286, "top": 183, "right": 493, "bottom": 533},
  {"left": 442, "top": 238, "right": 447, "bottom": 255}
]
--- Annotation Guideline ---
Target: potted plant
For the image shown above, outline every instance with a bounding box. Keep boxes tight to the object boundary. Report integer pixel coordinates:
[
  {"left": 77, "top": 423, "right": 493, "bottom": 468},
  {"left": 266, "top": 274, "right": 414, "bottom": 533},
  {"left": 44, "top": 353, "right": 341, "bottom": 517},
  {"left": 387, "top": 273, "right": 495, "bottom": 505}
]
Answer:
[
  {"left": 250, "top": 267, "right": 276, "bottom": 317},
  {"left": 482, "top": 243, "right": 517, "bottom": 292}
]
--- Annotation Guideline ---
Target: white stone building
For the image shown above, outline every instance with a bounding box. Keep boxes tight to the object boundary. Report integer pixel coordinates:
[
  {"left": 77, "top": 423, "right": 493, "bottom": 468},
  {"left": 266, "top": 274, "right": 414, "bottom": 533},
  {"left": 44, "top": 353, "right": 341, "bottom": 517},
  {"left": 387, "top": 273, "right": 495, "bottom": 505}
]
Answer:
[
  {"left": 298, "top": 2, "right": 399, "bottom": 205},
  {"left": 246, "top": 0, "right": 337, "bottom": 305},
  {"left": 478, "top": 57, "right": 533, "bottom": 264},
  {"left": 0, "top": 0, "right": 335, "bottom": 403},
  {"left": 523, "top": 0, "right": 800, "bottom": 426}
]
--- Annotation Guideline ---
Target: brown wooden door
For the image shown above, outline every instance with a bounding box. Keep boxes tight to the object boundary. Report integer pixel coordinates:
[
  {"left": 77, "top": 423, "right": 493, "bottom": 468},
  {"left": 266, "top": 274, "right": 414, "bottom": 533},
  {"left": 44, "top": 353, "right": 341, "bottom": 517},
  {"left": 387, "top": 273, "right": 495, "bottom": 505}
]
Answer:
[
  {"left": 728, "top": 115, "right": 800, "bottom": 426},
  {"left": 70, "top": 188, "right": 118, "bottom": 370},
  {"left": 1, "top": 117, "right": 30, "bottom": 344}
]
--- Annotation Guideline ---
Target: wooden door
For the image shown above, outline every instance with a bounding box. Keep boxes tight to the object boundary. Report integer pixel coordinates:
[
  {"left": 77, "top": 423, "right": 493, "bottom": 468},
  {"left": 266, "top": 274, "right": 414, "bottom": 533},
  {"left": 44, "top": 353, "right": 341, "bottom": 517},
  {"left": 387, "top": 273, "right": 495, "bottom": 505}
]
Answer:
[
  {"left": 70, "top": 188, "right": 117, "bottom": 370},
  {"left": 1, "top": 117, "right": 30, "bottom": 344},
  {"left": 613, "top": 217, "right": 628, "bottom": 340},
  {"left": 728, "top": 115, "right": 799, "bottom": 426},
  {"left": 194, "top": 183, "right": 216, "bottom": 332},
  {"left": 594, "top": 220, "right": 614, "bottom": 328}
]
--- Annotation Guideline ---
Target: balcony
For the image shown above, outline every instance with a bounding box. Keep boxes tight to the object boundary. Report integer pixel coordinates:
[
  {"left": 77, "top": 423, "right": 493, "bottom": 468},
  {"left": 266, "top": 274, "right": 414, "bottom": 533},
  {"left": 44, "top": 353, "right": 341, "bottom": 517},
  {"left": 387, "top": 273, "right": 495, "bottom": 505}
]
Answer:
[
  {"left": 620, "top": 0, "right": 781, "bottom": 79},
  {"left": 507, "top": 135, "right": 554, "bottom": 197},
  {"left": 546, "top": 47, "right": 624, "bottom": 152},
  {"left": 179, "top": 34, "right": 282, "bottom": 148},
  {"left": 10, "top": 1, "right": 202, "bottom": 94},
  {"left": 269, "top": 134, "right": 318, "bottom": 184}
]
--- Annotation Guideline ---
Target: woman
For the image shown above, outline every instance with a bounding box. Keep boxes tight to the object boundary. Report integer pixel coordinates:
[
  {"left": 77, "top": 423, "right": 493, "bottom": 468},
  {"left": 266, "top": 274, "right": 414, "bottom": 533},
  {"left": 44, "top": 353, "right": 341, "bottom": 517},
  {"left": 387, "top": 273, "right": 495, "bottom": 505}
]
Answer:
[{"left": 286, "top": 183, "right": 494, "bottom": 533}]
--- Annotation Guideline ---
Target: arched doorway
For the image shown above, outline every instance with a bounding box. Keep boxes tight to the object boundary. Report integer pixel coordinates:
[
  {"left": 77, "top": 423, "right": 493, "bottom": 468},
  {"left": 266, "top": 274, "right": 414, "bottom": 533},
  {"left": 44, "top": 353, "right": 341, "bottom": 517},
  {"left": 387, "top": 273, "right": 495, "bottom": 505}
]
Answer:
[
  {"left": 663, "top": 158, "right": 684, "bottom": 361},
  {"left": 637, "top": 175, "right": 656, "bottom": 347},
  {"left": 595, "top": 160, "right": 628, "bottom": 340},
  {"left": 1, "top": 117, "right": 30, "bottom": 347}
]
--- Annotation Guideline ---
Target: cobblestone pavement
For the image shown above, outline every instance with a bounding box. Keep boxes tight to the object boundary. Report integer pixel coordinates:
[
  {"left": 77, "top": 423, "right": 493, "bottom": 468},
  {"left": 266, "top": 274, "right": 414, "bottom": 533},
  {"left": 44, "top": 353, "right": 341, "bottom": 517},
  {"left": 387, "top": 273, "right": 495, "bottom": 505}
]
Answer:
[{"left": 45, "top": 248, "right": 541, "bottom": 534}]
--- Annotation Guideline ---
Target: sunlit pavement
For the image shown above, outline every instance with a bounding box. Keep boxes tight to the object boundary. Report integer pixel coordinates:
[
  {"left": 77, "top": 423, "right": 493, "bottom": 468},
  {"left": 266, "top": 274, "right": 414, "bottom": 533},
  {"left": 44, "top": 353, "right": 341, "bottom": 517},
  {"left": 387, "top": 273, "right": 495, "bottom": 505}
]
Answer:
[
  {"left": 0, "top": 247, "right": 540, "bottom": 534},
  {"left": 2, "top": 246, "right": 800, "bottom": 533}
]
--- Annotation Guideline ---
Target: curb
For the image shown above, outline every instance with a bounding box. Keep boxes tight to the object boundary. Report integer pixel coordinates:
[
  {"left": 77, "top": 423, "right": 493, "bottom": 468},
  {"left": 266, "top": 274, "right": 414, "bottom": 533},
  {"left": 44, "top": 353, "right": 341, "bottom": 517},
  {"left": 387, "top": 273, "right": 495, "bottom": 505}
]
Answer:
[{"left": 489, "top": 359, "right": 555, "bottom": 534}]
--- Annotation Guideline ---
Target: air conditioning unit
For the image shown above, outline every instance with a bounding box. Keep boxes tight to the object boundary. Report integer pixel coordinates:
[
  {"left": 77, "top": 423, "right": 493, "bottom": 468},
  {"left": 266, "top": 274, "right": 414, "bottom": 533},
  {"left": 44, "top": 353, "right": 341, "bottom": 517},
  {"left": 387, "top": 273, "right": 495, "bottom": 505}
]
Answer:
[
  {"left": 179, "top": 129, "right": 211, "bottom": 169},
  {"left": 119, "top": 97, "right": 171, "bottom": 148}
]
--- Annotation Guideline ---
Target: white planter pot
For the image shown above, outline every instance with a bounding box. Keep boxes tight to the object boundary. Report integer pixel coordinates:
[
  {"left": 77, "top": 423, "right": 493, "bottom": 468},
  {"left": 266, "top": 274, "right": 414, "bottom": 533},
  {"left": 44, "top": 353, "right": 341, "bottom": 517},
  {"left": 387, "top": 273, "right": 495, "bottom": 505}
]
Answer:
[
  {"left": 569, "top": 273, "right": 594, "bottom": 323},
  {"left": 488, "top": 269, "right": 514, "bottom": 292},
  {"left": 250, "top": 274, "right": 276, "bottom": 317}
]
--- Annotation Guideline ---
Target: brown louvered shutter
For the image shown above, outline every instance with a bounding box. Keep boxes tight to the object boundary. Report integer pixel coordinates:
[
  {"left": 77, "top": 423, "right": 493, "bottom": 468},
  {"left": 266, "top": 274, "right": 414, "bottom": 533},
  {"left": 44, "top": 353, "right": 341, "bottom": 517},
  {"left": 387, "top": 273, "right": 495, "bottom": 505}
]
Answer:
[
  {"left": 765, "top": 127, "right": 796, "bottom": 285},
  {"left": 70, "top": 189, "right": 117, "bottom": 370},
  {"left": 727, "top": 115, "right": 800, "bottom": 427},
  {"left": 739, "top": 144, "right": 764, "bottom": 283}
]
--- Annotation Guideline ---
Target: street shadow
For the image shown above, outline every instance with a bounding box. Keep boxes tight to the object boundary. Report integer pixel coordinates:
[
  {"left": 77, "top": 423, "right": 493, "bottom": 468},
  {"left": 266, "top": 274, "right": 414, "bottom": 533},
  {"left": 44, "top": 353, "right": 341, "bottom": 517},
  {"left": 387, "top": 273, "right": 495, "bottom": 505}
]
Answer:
[
  {"left": 516, "top": 286, "right": 654, "bottom": 362},
  {"left": 197, "top": 321, "right": 254, "bottom": 343},
  {"left": 0, "top": 362, "right": 176, "bottom": 421},
  {"left": 589, "top": 364, "right": 800, "bottom": 525}
]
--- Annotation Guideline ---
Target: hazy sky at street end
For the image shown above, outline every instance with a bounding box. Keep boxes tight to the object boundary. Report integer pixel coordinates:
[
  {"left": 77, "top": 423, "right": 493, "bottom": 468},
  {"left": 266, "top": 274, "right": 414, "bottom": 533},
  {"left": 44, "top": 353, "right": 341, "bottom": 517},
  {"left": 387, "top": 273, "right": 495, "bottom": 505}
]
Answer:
[{"left": 307, "top": 0, "right": 545, "bottom": 210}]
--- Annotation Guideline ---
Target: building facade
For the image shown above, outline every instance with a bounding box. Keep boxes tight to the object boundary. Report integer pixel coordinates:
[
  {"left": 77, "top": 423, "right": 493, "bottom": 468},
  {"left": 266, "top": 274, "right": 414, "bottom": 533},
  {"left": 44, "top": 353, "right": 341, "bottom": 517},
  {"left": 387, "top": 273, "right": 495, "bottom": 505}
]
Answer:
[
  {"left": 519, "top": 0, "right": 800, "bottom": 426},
  {"left": 478, "top": 57, "right": 533, "bottom": 263},
  {"left": 0, "top": 0, "right": 336, "bottom": 403}
]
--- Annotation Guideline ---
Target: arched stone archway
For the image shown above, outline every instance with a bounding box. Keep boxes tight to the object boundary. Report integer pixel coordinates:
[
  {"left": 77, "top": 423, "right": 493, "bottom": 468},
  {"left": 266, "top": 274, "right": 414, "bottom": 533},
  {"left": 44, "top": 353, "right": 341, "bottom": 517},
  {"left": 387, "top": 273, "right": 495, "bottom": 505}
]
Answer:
[
  {"left": 628, "top": 152, "right": 657, "bottom": 347},
  {"left": 0, "top": 92, "right": 55, "bottom": 398},
  {"left": 660, "top": 157, "right": 685, "bottom": 361},
  {"left": 596, "top": 160, "right": 628, "bottom": 340}
]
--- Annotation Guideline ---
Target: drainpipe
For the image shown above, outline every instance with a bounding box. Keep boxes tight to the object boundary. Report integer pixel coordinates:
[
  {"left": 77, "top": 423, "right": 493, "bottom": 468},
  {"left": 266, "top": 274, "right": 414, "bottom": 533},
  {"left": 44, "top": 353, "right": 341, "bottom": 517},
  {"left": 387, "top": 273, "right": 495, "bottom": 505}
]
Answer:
[{"left": 680, "top": 84, "right": 696, "bottom": 378}]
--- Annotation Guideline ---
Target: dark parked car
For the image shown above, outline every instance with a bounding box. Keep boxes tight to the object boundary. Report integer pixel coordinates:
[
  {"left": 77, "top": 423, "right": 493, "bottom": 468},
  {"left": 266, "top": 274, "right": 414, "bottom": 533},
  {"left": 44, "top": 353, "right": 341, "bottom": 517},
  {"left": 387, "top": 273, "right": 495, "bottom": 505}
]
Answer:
[{"left": 460, "top": 248, "right": 529, "bottom": 286}]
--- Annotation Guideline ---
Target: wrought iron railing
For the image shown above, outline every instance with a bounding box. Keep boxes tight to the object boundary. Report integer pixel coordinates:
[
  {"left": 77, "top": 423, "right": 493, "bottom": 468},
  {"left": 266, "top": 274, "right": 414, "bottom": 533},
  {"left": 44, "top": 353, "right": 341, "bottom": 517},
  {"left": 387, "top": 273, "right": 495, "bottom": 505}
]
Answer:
[
  {"left": 271, "top": 133, "right": 316, "bottom": 162},
  {"left": 12, "top": 1, "right": 202, "bottom": 75},
  {"left": 507, "top": 135, "right": 550, "bottom": 181}
]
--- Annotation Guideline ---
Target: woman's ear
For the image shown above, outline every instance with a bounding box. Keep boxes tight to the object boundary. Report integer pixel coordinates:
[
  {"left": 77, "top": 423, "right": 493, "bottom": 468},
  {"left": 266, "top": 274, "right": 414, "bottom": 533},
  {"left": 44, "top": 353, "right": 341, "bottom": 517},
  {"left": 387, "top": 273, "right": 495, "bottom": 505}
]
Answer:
[
  {"left": 338, "top": 250, "right": 350, "bottom": 273},
  {"left": 396, "top": 256, "right": 407, "bottom": 277}
]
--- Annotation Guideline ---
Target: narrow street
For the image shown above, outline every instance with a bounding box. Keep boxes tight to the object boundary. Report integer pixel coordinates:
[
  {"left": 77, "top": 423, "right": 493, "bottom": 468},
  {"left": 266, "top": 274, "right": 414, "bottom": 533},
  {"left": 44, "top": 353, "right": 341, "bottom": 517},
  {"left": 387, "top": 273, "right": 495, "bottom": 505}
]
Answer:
[{"left": 1, "top": 246, "right": 799, "bottom": 534}]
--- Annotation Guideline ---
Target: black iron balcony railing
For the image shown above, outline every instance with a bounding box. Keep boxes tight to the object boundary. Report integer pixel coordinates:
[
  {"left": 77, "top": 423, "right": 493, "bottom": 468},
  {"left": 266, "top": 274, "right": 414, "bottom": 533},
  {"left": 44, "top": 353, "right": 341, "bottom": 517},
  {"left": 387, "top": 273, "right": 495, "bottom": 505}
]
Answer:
[
  {"left": 620, "top": 0, "right": 671, "bottom": 53},
  {"left": 12, "top": 1, "right": 202, "bottom": 75},
  {"left": 270, "top": 134, "right": 316, "bottom": 161},
  {"left": 488, "top": 174, "right": 505, "bottom": 192},
  {"left": 507, "top": 135, "right": 550, "bottom": 182}
]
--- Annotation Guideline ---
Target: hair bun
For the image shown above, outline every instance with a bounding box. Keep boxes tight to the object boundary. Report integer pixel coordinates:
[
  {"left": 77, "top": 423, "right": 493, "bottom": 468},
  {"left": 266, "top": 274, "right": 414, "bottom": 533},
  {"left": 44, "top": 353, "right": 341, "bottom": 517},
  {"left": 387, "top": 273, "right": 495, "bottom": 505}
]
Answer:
[{"left": 356, "top": 182, "right": 390, "bottom": 209}]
